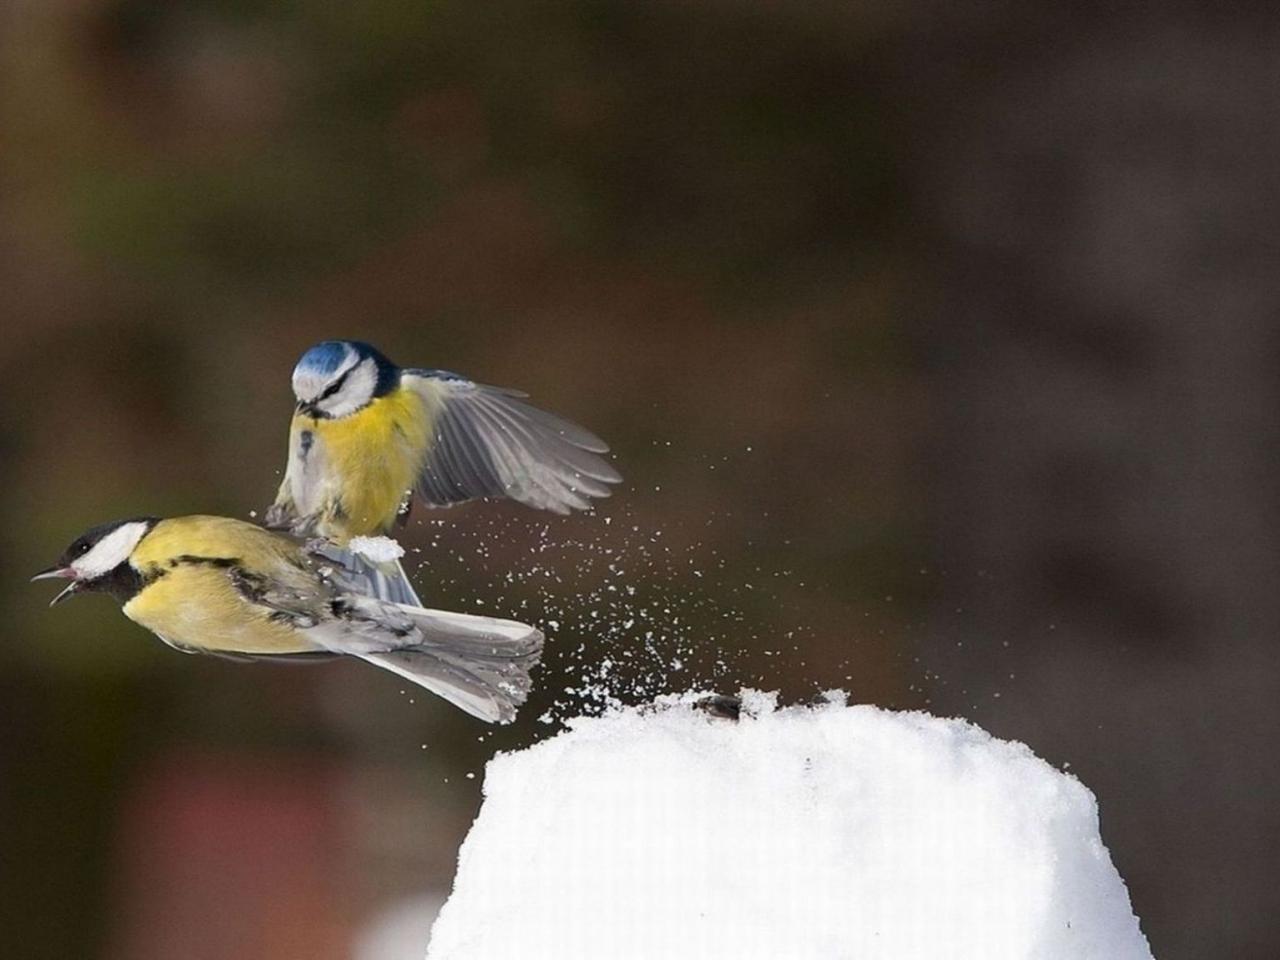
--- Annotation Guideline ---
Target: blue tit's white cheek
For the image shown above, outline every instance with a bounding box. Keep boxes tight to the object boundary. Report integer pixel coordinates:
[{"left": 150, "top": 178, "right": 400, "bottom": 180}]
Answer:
[
  {"left": 317, "top": 357, "right": 379, "bottom": 418},
  {"left": 292, "top": 368, "right": 324, "bottom": 405},
  {"left": 71, "top": 521, "right": 150, "bottom": 579}
]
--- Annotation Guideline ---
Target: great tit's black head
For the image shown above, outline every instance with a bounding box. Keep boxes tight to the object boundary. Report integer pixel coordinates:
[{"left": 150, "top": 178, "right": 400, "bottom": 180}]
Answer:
[
  {"left": 291, "top": 340, "right": 399, "bottom": 419},
  {"left": 33, "top": 517, "right": 158, "bottom": 606}
]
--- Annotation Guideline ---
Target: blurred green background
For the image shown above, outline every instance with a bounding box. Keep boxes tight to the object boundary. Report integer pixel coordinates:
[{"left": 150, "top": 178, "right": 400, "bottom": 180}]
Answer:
[{"left": 3, "top": 2, "right": 1277, "bottom": 958}]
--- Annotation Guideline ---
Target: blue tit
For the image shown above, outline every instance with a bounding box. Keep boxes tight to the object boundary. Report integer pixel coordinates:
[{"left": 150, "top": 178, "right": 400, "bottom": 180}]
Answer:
[
  {"left": 32, "top": 515, "right": 543, "bottom": 723},
  {"left": 263, "top": 339, "right": 621, "bottom": 605},
  {"left": 266, "top": 340, "right": 621, "bottom": 540}
]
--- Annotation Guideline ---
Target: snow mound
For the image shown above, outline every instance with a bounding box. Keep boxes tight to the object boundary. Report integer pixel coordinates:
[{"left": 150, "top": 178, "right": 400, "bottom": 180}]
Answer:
[
  {"left": 348, "top": 535, "right": 406, "bottom": 563},
  {"left": 427, "top": 692, "right": 1153, "bottom": 960}
]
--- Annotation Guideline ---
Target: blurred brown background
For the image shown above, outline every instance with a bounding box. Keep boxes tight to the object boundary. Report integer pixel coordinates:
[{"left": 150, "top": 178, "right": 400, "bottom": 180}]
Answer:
[{"left": 2, "top": 2, "right": 1276, "bottom": 958}]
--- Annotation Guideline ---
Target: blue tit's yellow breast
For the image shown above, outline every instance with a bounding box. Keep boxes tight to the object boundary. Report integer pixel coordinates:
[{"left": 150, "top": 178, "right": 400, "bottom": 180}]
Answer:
[{"left": 304, "top": 386, "right": 434, "bottom": 539}]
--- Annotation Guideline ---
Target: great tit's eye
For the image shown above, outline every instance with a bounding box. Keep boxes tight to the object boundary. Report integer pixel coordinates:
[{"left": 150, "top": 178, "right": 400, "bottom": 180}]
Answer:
[{"left": 74, "top": 539, "right": 91, "bottom": 555}]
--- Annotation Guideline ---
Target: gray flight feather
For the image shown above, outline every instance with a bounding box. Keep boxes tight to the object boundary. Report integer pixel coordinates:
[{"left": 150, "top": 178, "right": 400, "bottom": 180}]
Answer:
[
  {"left": 404, "top": 371, "right": 622, "bottom": 515},
  {"left": 310, "top": 541, "right": 423, "bottom": 607},
  {"left": 306, "top": 589, "right": 544, "bottom": 724}
]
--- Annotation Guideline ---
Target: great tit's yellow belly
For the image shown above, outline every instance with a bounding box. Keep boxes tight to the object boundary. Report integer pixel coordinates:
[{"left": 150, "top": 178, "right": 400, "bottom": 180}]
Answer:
[
  {"left": 124, "top": 563, "right": 313, "bottom": 655},
  {"left": 124, "top": 516, "right": 322, "bottom": 655},
  {"left": 286, "top": 389, "right": 433, "bottom": 541}
]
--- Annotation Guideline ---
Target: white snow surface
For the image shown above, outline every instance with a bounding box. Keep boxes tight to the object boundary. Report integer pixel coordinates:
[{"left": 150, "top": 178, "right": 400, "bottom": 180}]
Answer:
[
  {"left": 427, "top": 692, "right": 1153, "bottom": 960},
  {"left": 348, "top": 535, "right": 406, "bottom": 563},
  {"left": 356, "top": 893, "right": 445, "bottom": 960}
]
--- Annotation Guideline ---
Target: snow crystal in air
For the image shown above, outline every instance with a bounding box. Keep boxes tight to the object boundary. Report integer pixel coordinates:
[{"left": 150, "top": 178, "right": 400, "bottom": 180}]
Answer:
[{"left": 405, "top": 496, "right": 818, "bottom": 722}]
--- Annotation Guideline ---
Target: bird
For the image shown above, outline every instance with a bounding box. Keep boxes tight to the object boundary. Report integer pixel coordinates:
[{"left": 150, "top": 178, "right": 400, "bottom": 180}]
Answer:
[
  {"left": 31, "top": 515, "right": 543, "bottom": 723},
  {"left": 263, "top": 339, "right": 622, "bottom": 604}
]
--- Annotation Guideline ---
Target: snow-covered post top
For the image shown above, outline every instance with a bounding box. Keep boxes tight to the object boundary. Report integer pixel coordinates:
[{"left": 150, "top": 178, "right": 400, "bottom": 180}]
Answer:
[{"left": 426, "top": 692, "right": 1153, "bottom": 960}]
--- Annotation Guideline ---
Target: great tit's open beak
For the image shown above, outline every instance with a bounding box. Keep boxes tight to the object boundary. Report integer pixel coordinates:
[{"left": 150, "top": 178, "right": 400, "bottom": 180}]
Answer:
[{"left": 31, "top": 567, "right": 80, "bottom": 606}]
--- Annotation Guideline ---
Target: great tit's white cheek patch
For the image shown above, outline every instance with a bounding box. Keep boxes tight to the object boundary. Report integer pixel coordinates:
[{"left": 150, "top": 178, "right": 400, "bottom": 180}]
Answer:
[
  {"left": 72, "top": 521, "right": 150, "bottom": 579},
  {"left": 318, "top": 357, "right": 378, "bottom": 418}
]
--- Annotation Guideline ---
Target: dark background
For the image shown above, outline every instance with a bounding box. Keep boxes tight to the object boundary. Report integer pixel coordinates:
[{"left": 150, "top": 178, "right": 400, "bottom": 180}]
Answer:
[{"left": 2, "top": 2, "right": 1275, "bottom": 957}]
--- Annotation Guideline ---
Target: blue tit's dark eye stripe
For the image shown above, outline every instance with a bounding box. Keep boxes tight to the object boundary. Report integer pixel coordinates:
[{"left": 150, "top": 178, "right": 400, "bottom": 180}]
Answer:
[{"left": 318, "top": 369, "right": 351, "bottom": 401}]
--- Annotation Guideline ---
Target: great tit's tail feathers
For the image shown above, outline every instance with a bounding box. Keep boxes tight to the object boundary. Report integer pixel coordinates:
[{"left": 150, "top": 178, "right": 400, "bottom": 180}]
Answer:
[{"left": 354, "top": 606, "right": 543, "bottom": 724}]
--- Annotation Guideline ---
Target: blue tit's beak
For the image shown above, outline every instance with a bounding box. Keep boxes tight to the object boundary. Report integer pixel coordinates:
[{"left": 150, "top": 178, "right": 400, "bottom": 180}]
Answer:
[{"left": 31, "top": 567, "right": 80, "bottom": 606}]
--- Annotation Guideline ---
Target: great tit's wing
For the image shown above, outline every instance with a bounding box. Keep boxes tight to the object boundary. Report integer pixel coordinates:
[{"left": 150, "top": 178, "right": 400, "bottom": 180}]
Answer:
[
  {"left": 202, "top": 540, "right": 543, "bottom": 723},
  {"left": 307, "top": 540, "right": 423, "bottom": 607},
  {"left": 402, "top": 370, "right": 621, "bottom": 515},
  {"left": 306, "top": 592, "right": 544, "bottom": 724},
  {"left": 226, "top": 563, "right": 332, "bottom": 629},
  {"left": 186, "top": 649, "right": 343, "bottom": 663}
]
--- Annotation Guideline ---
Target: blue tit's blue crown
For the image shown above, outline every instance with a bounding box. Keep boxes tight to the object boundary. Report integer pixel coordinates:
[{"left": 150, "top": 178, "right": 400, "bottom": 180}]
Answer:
[
  {"left": 296, "top": 340, "right": 397, "bottom": 373},
  {"left": 295, "top": 340, "right": 354, "bottom": 376},
  {"left": 294, "top": 340, "right": 400, "bottom": 399}
]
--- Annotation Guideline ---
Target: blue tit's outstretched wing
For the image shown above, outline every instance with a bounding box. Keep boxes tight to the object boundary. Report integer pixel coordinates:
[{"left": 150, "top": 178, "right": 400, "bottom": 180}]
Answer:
[{"left": 402, "top": 370, "right": 622, "bottom": 515}]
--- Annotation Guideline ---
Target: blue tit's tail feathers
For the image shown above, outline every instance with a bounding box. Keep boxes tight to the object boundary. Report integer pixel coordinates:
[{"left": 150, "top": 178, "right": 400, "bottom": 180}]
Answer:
[{"left": 346, "top": 604, "right": 543, "bottom": 724}]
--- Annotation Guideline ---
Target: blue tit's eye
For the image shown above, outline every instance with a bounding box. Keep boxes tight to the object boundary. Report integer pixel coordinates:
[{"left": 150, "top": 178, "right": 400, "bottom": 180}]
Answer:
[{"left": 318, "top": 370, "right": 350, "bottom": 401}]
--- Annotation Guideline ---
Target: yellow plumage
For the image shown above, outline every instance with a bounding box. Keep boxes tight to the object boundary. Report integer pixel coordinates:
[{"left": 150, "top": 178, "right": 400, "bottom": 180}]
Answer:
[
  {"left": 124, "top": 516, "right": 317, "bottom": 655},
  {"left": 274, "top": 386, "right": 436, "bottom": 542},
  {"left": 37, "top": 511, "right": 545, "bottom": 722},
  {"left": 131, "top": 514, "right": 298, "bottom": 569}
]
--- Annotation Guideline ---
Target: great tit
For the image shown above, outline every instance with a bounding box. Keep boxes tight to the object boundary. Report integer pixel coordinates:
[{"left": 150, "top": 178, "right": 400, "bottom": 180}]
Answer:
[{"left": 32, "top": 514, "right": 542, "bottom": 723}]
